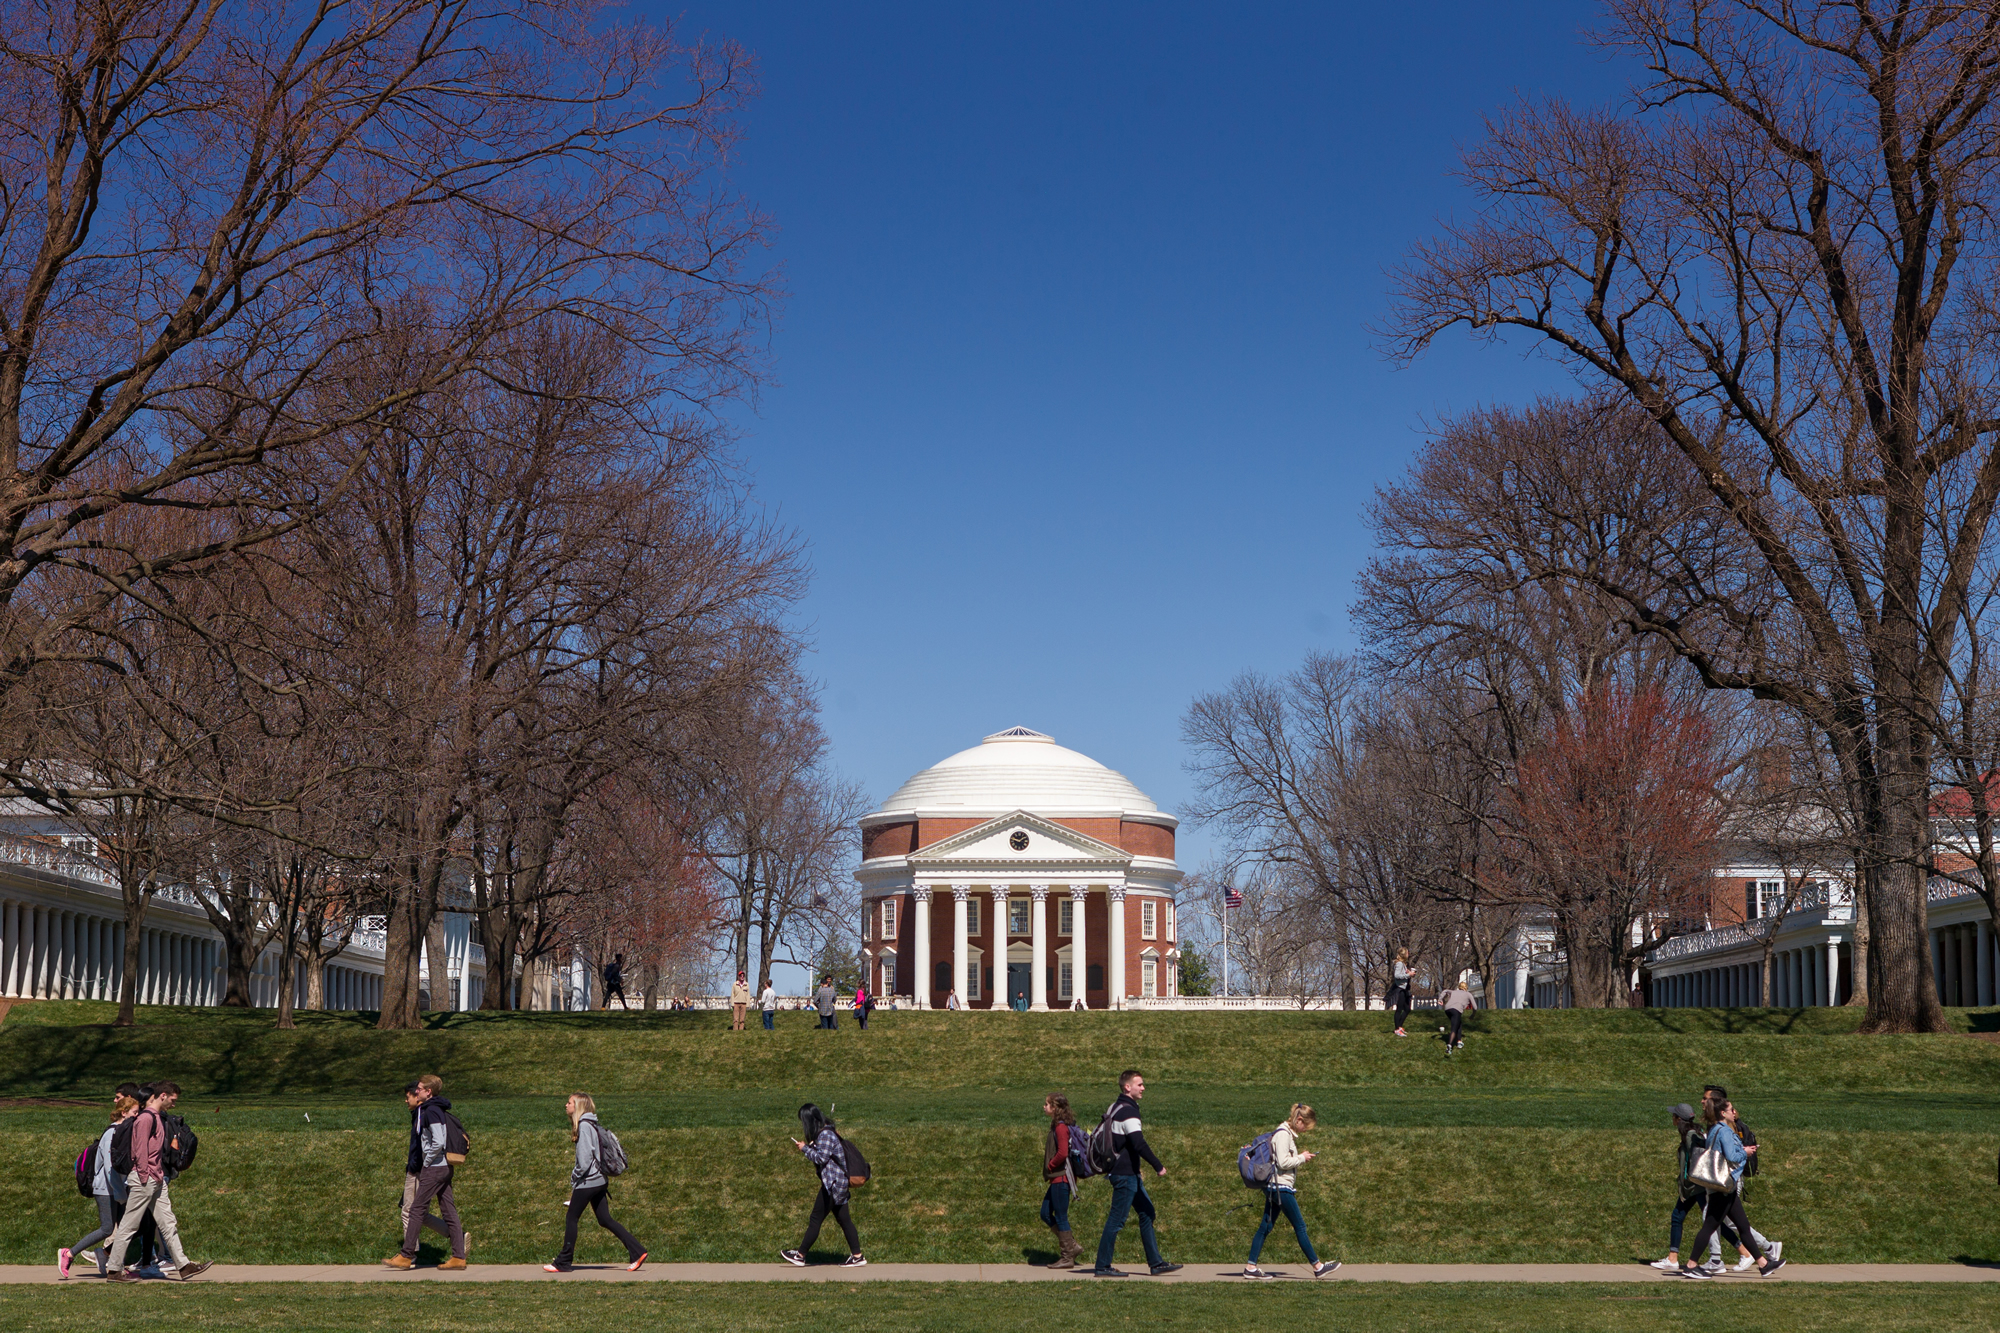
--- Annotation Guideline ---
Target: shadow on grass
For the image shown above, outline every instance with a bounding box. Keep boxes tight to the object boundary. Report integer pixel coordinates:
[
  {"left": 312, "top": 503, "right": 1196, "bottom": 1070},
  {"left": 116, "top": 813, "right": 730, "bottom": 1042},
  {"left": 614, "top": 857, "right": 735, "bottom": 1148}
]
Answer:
[
  {"left": 1637, "top": 1007, "right": 1815, "bottom": 1036},
  {"left": 1951, "top": 1256, "right": 2000, "bottom": 1268}
]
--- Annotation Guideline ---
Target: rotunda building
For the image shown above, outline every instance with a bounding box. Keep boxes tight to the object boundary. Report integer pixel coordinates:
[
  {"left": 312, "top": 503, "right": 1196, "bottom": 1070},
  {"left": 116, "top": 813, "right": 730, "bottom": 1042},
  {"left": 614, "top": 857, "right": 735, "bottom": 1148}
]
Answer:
[{"left": 856, "top": 727, "right": 1183, "bottom": 1009}]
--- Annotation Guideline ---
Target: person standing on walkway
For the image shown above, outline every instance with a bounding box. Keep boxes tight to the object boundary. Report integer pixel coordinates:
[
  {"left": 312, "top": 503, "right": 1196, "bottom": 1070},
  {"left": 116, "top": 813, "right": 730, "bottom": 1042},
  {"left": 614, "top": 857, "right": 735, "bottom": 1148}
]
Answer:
[
  {"left": 1678, "top": 1088, "right": 1785, "bottom": 1279},
  {"left": 759, "top": 979, "right": 778, "bottom": 1030},
  {"left": 780, "top": 1104, "right": 865, "bottom": 1267},
  {"left": 1040, "top": 1093, "right": 1084, "bottom": 1268},
  {"left": 815, "top": 977, "right": 838, "bottom": 1030},
  {"left": 601, "top": 954, "right": 629, "bottom": 1010},
  {"left": 103, "top": 1082, "right": 210, "bottom": 1282},
  {"left": 61, "top": 1085, "right": 141, "bottom": 1279},
  {"left": 731, "top": 972, "right": 751, "bottom": 1031},
  {"left": 1439, "top": 980, "right": 1475, "bottom": 1052},
  {"left": 543, "top": 1094, "right": 646, "bottom": 1272},
  {"left": 854, "top": 983, "right": 872, "bottom": 1031},
  {"left": 1093, "top": 1069, "right": 1180, "bottom": 1278},
  {"left": 1389, "top": 948, "right": 1414, "bottom": 1037},
  {"left": 385, "top": 1081, "right": 467, "bottom": 1270},
  {"left": 1244, "top": 1103, "right": 1337, "bottom": 1279}
]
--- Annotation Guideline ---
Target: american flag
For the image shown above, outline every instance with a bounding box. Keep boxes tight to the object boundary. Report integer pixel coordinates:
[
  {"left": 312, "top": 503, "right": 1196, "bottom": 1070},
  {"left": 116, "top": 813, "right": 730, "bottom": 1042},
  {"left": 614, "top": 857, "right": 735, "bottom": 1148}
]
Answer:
[{"left": 1224, "top": 887, "right": 1243, "bottom": 909}]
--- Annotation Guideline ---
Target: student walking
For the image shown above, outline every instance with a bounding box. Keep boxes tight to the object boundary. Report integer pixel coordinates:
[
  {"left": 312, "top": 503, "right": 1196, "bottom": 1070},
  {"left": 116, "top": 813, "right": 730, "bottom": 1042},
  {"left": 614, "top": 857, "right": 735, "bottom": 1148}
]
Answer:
[
  {"left": 385, "top": 1081, "right": 467, "bottom": 1270},
  {"left": 60, "top": 1085, "right": 142, "bottom": 1279},
  {"left": 543, "top": 1095, "right": 646, "bottom": 1272},
  {"left": 1719, "top": 1097, "right": 1782, "bottom": 1269},
  {"left": 1244, "top": 1103, "right": 1338, "bottom": 1279},
  {"left": 854, "top": 984, "right": 872, "bottom": 1031},
  {"left": 1678, "top": 1088, "right": 1785, "bottom": 1279},
  {"left": 1389, "top": 948, "right": 1413, "bottom": 1037},
  {"left": 760, "top": 979, "right": 778, "bottom": 1030},
  {"left": 103, "top": 1082, "right": 210, "bottom": 1282},
  {"left": 602, "top": 954, "right": 629, "bottom": 1011},
  {"left": 1040, "top": 1094, "right": 1084, "bottom": 1268},
  {"left": 1439, "top": 980, "right": 1475, "bottom": 1052},
  {"left": 1093, "top": 1069, "right": 1180, "bottom": 1278},
  {"left": 731, "top": 972, "right": 751, "bottom": 1031},
  {"left": 815, "top": 978, "right": 838, "bottom": 1030},
  {"left": 396, "top": 1075, "right": 461, "bottom": 1258},
  {"left": 1649, "top": 1103, "right": 1712, "bottom": 1271},
  {"left": 781, "top": 1104, "right": 865, "bottom": 1267}
]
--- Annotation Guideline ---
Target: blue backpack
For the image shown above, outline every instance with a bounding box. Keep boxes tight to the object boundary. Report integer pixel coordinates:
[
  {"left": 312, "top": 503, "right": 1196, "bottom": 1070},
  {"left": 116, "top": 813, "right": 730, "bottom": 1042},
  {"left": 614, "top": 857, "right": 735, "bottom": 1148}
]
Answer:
[
  {"left": 1237, "top": 1132, "right": 1277, "bottom": 1188},
  {"left": 1067, "top": 1123, "right": 1099, "bottom": 1179}
]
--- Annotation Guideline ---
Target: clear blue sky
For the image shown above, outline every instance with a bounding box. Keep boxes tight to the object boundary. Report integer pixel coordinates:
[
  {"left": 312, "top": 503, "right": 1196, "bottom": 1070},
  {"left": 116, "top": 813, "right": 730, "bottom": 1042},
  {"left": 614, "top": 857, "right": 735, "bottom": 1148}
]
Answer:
[{"left": 658, "top": 2, "right": 1626, "bottom": 882}]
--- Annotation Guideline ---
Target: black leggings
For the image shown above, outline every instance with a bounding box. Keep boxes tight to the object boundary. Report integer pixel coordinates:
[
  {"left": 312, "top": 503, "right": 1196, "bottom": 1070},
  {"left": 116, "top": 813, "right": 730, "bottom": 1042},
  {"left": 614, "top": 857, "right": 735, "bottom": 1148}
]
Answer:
[
  {"left": 1687, "top": 1189, "right": 1763, "bottom": 1267},
  {"left": 1446, "top": 1008, "right": 1464, "bottom": 1044},
  {"left": 1392, "top": 986, "right": 1412, "bottom": 1029},
  {"left": 800, "top": 1187, "right": 860, "bottom": 1255},
  {"left": 556, "top": 1185, "right": 644, "bottom": 1264}
]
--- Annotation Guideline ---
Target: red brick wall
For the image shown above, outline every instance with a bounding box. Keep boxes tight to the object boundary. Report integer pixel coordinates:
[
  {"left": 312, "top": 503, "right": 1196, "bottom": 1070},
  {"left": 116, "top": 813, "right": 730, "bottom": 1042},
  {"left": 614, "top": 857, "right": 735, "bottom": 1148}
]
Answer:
[
  {"left": 1119, "top": 821, "right": 1175, "bottom": 858},
  {"left": 861, "top": 822, "right": 916, "bottom": 860}
]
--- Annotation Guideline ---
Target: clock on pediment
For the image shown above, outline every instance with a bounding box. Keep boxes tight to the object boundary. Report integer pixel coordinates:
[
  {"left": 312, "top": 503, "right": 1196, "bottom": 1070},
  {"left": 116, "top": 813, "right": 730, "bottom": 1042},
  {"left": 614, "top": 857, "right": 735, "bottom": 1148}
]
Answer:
[{"left": 1009, "top": 830, "right": 1030, "bottom": 851}]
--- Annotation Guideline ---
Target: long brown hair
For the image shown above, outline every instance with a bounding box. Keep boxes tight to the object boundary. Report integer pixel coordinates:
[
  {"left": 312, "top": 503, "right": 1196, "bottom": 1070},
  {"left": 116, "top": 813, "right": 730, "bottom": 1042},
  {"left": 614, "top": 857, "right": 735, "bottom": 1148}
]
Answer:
[{"left": 1045, "top": 1093, "right": 1075, "bottom": 1126}]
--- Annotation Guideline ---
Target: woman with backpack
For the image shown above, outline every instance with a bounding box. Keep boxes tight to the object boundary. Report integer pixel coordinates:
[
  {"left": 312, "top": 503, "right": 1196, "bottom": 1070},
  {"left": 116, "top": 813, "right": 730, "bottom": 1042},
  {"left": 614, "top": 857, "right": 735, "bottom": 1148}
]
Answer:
[
  {"left": 1040, "top": 1094, "right": 1084, "bottom": 1268},
  {"left": 1244, "top": 1103, "right": 1338, "bottom": 1279},
  {"left": 543, "top": 1094, "right": 646, "bottom": 1272},
  {"left": 781, "top": 1103, "right": 865, "bottom": 1267},
  {"left": 59, "top": 1085, "right": 141, "bottom": 1279},
  {"left": 854, "top": 983, "right": 872, "bottom": 1031}
]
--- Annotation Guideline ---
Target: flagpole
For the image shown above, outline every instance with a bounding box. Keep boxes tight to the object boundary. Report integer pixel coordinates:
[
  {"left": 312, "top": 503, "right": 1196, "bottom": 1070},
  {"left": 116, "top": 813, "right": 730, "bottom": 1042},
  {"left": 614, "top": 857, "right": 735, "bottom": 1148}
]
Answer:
[{"left": 1222, "top": 891, "right": 1229, "bottom": 998}]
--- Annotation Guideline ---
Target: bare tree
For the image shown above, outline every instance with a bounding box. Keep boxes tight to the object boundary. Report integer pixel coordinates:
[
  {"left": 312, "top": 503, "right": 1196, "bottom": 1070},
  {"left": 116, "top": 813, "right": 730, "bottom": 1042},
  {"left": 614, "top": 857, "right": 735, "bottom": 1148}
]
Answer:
[{"left": 1387, "top": 2, "right": 2000, "bottom": 1031}]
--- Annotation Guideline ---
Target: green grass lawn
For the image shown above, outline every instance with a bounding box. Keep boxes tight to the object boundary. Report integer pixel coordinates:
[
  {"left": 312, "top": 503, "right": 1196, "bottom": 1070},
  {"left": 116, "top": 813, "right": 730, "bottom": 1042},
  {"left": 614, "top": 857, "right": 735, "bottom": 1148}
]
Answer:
[
  {"left": 3, "top": 1282, "right": 1999, "bottom": 1333},
  {"left": 4, "top": 1001, "right": 1998, "bottom": 1270}
]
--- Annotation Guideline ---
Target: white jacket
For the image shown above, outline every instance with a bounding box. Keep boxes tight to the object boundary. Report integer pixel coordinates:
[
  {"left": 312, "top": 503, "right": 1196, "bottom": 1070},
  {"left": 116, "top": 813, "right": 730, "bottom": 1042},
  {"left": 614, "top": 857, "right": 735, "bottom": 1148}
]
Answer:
[{"left": 1268, "top": 1122, "right": 1310, "bottom": 1190}]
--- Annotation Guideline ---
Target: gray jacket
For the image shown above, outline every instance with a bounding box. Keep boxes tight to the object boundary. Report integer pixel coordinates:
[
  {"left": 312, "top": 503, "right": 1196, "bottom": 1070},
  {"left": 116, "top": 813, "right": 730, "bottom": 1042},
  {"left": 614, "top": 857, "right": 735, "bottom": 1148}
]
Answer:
[
  {"left": 815, "top": 985, "right": 836, "bottom": 1016},
  {"left": 571, "top": 1113, "right": 607, "bottom": 1191}
]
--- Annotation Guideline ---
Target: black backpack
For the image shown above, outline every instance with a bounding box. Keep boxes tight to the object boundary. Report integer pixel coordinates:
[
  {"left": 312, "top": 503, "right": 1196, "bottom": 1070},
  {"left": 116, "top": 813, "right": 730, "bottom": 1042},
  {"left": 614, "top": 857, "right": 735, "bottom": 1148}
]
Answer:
[
  {"left": 840, "top": 1135, "right": 871, "bottom": 1187},
  {"left": 74, "top": 1142, "right": 98, "bottom": 1197},
  {"left": 1084, "top": 1104, "right": 1119, "bottom": 1175},
  {"left": 160, "top": 1113, "right": 198, "bottom": 1174},
  {"left": 1738, "top": 1122, "right": 1759, "bottom": 1178},
  {"left": 109, "top": 1117, "right": 137, "bottom": 1175},
  {"left": 439, "top": 1108, "right": 470, "bottom": 1164}
]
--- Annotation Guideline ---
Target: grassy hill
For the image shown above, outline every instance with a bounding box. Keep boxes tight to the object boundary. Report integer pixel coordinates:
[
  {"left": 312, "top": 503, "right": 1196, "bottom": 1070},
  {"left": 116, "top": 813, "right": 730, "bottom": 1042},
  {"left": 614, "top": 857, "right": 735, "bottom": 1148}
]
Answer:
[{"left": 2, "top": 1000, "right": 1996, "bottom": 1269}]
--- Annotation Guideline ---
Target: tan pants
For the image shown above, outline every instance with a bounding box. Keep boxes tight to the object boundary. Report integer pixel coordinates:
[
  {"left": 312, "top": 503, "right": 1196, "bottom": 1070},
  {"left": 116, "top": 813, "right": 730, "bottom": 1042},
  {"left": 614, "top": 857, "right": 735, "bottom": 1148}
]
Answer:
[
  {"left": 732, "top": 1003, "right": 747, "bottom": 1030},
  {"left": 105, "top": 1174, "right": 189, "bottom": 1274},
  {"left": 402, "top": 1170, "right": 451, "bottom": 1240}
]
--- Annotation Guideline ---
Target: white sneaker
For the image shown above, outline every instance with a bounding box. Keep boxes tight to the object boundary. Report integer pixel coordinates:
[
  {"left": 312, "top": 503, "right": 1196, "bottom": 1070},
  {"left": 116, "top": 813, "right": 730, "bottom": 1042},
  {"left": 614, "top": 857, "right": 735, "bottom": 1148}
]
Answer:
[
  {"left": 1649, "top": 1257, "right": 1680, "bottom": 1271},
  {"left": 1767, "top": 1240, "right": 1783, "bottom": 1261},
  {"left": 1734, "top": 1253, "right": 1756, "bottom": 1271},
  {"left": 1700, "top": 1257, "right": 1724, "bottom": 1273}
]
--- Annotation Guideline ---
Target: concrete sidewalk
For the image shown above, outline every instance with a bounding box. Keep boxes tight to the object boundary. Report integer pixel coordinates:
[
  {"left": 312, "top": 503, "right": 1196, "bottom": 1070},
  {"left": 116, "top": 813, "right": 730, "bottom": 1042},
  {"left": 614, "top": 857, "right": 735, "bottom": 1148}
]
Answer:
[{"left": 5, "top": 1262, "right": 1999, "bottom": 1285}]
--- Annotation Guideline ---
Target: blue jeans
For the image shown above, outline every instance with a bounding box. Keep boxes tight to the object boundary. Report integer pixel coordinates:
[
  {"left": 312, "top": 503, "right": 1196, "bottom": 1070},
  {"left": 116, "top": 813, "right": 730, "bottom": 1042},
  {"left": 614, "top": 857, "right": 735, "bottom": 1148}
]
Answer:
[
  {"left": 1248, "top": 1187, "right": 1317, "bottom": 1264},
  {"left": 1095, "top": 1173, "right": 1164, "bottom": 1270},
  {"left": 1039, "top": 1181, "right": 1072, "bottom": 1231},
  {"left": 762, "top": 1009, "right": 774, "bottom": 1030}
]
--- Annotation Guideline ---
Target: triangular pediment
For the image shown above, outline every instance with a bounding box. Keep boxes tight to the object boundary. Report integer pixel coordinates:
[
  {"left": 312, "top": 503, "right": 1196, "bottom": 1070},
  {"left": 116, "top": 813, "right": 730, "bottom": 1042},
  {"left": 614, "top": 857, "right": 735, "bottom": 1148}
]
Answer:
[{"left": 908, "top": 810, "right": 1131, "bottom": 867}]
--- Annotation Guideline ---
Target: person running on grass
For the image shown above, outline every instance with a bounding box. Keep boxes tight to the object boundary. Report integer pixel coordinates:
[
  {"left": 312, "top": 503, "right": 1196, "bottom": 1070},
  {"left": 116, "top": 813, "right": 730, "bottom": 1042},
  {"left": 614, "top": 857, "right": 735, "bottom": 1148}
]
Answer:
[
  {"left": 1244, "top": 1103, "right": 1339, "bottom": 1280},
  {"left": 1438, "top": 979, "right": 1475, "bottom": 1052},
  {"left": 1040, "top": 1093, "right": 1084, "bottom": 1269},
  {"left": 543, "top": 1094, "right": 647, "bottom": 1273},
  {"left": 385, "top": 1082, "right": 467, "bottom": 1270},
  {"left": 103, "top": 1082, "right": 210, "bottom": 1282},
  {"left": 60, "top": 1084, "right": 142, "bottom": 1279},
  {"left": 781, "top": 1104, "right": 865, "bottom": 1267},
  {"left": 1389, "top": 948, "right": 1414, "bottom": 1037},
  {"left": 602, "top": 954, "right": 630, "bottom": 1010},
  {"left": 1093, "top": 1069, "right": 1181, "bottom": 1278},
  {"left": 1678, "top": 1087, "right": 1785, "bottom": 1280}
]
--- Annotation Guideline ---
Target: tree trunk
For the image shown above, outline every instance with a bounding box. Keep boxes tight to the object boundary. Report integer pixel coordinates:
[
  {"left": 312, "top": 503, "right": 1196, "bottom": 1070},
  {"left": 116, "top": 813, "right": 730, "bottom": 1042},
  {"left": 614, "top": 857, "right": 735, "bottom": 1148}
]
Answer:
[
  {"left": 275, "top": 933, "right": 298, "bottom": 1030},
  {"left": 1861, "top": 801, "right": 1946, "bottom": 1032},
  {"left": 427, "top": 916, "right": 451, "bottom": 1012},
  {"left": 378, "top": 897, "right": 426, "bottom": 1029},
  {"left": 115, "top": 882, "right": 150, "bottom": 1028}
]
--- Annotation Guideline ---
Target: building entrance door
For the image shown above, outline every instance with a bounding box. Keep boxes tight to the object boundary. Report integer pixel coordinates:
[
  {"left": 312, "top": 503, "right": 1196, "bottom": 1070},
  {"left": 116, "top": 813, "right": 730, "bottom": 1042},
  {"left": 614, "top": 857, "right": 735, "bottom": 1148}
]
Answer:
[{"left": 1007, "top": 962, "right": 1032, "bottom": 1011}]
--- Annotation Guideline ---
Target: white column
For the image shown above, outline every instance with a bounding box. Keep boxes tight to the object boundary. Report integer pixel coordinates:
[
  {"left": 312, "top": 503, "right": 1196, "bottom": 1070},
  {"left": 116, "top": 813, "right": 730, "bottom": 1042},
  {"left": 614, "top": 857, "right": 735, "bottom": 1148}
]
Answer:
[
  {"left": 33, "top": 906, "right": 49, "bottom": 998},
  {"left": 990, "top": 887, "right": 1010, "bottom": 1008},
  {"left": 1069, "top": 887, "right": 1089, "bottom": 1009},
  {"left": 1983, "top": 921, "right": 1997, "bottom": 1008},
  {"left": 951, "top": 885, "right": 969, "bottom": 1008},
  {"left": 1029, "top": 884, "right": 1049, "bottom": 1011},
  {"left": 1107, "top": 883, "right": 1127, "bottom": 1010},
  {"left": 0, "top": 901, "right": 15, "bottom": 996},
  {"left": 1826, "top": 937, "right": 1841, "bottom": 1007},
  {"left": 912, "top": 887, "right": 933, "bottom": 1008}
]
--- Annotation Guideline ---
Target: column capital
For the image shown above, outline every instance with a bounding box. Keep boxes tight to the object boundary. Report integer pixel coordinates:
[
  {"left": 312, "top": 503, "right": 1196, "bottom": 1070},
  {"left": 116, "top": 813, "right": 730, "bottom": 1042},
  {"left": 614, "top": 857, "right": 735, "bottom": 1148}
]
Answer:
[
  {"left": 912, "top": 885, "right": 932, "bottom": 903},
  {"left": 1107, "top": 885, "right": 1127, "bottom": 902},
  {"left": 1029, "top": 884, "right": 1049, "bottom": 900},
  {"left": 1069, "top": 885, "right": 1089, "bottom": 900},
  {"left": 989, "top": 884, "right": 1009, "bottom": 900},
  {"left": 951, "top": 884, "right": 969, "bottom": 902}
]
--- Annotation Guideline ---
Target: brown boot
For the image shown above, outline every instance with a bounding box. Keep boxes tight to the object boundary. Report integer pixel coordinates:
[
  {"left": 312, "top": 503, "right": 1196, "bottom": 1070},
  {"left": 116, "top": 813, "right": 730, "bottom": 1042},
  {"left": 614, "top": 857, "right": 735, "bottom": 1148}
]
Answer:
[{"left": 1053, "top": 1230, "right": 1083, "bottom": 1268}]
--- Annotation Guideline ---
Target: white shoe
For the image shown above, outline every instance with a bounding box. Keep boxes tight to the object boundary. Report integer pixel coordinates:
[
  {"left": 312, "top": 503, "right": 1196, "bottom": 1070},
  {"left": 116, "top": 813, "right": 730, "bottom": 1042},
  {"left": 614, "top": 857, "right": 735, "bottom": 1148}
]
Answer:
[
  {"left": 1649, "top": 1257, "right": 1680, "bottom": 1271},
  {"left": 1767, "top": 1240, "right": 1783, "bottom": 1261},
  {"left": 1734, "top": 1253, "right": 1756, "bottom": 1271},
  {"left": 1700, "top": 1258, "right": 1724, "bottom": 1273}
]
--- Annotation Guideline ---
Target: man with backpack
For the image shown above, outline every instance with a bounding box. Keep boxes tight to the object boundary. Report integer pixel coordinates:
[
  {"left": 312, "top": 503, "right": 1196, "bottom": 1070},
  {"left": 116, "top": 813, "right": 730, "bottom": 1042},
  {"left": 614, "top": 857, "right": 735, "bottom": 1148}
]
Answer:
[
  {"left": 399, "top": 1076, "right": 462, "bottom": 1259},
  {"left": 103, "top": 1082, "right": 210, "bottom": 1282},
  {"left": 1092, "top": 1069, "right": 1181, "bottom": 1277},
  {"left": 385, "top": 1080, "right": 467, "bottom": 1269}
]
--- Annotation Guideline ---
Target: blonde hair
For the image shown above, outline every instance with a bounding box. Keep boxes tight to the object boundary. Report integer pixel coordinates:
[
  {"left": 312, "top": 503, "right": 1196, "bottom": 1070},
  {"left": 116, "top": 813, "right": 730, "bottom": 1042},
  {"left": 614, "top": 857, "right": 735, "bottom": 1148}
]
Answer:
[
  {"left": 567, "top": 1092, "right": 596, "bottom": 1141},
  {"left": 1288, "top": 1103, "right": 1317, "bottom": 1132},
  {"left": 1395, "top": 947, "right": 1410, "bottom": 962}
]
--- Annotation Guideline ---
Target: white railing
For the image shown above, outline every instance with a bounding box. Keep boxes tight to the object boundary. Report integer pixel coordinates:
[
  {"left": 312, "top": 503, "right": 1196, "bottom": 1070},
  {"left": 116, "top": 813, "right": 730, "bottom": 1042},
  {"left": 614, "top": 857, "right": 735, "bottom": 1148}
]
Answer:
[
  {"left": 1647, "top": 924, "right": 1756, "bottom": 964},
  {"left": 1928, "top": 877, "right": 1984, "bottom": 905},
  {"left": 0, "top": 830, "right": 118, "bottom": 888},
  {"left": 1124, "top": 994, "right": 1385, "bottom": 1011}
]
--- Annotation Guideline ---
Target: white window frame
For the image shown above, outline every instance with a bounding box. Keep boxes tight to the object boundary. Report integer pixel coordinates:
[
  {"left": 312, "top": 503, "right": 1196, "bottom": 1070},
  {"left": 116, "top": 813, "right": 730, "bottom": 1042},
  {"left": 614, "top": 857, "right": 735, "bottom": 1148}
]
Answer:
[
  {"left": 1059, "top": 958, "right": 1074, "bottom": 1001},
  {"left": 1165, "top": 900, "right": 1175, "bottom": 940},
  {"left": 1059, "top": 898, "right": 1075, "bottom": 935},
  {"left": 1141, "top": 954, "right": 1158, "bottom": 997},
  {"left": 879, "top": 948, "right": 897, "bottom": 994},
  {"left": 966, "top": 949, "right": 983, "bottom": 999},
  {"left": 1141, "top": 899, "right": 1157, "bottom": 940},
  {"left": 1753, "top": 880, "right": 1785, "bottom": 920},
  {"left": 965, "top": 898, "right": 981, "bottom": 937},
  {"left": 881, "top": 898, "right": 898, "bottom": 941},
  {"left": 1008, "top": 898, "right": 1030, "bottom": 937}
]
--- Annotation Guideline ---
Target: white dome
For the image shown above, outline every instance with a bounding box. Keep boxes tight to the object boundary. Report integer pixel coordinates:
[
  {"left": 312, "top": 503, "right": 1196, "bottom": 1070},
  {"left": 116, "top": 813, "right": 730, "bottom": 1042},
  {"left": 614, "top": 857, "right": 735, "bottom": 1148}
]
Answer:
[{"left": 869, "top": 727, "right": 1168, "bottom": 822}]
